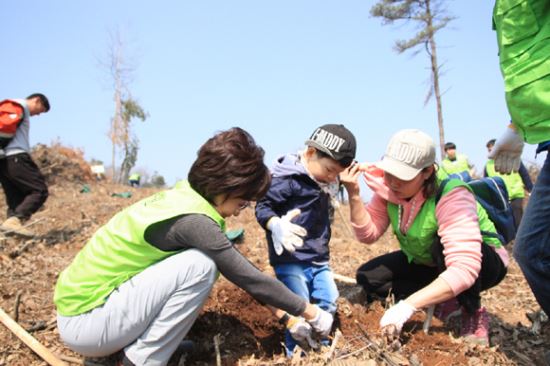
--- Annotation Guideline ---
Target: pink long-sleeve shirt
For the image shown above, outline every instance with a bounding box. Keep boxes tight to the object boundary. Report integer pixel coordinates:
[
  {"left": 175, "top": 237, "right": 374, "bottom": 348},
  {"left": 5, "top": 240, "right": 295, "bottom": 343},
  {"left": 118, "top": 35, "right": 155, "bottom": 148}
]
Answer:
[{"left": 352, "top": 168, "right": 509, "bottom": 296}]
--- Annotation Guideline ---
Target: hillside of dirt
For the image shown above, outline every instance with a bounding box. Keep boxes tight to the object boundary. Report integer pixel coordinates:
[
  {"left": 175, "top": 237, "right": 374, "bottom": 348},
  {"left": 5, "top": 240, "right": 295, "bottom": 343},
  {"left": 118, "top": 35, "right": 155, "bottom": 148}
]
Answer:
[{"left": 0, "top": 146, "right": 548, "bottom": 366}]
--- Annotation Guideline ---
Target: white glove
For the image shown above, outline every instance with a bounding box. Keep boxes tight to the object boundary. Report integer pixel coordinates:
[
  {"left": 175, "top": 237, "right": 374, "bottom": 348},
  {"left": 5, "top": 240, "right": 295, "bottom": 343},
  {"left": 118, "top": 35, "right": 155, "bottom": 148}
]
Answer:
[
  {"left": 267, "top": 209, "right": 307, "bottom": 255},
  {"left": 307, "top": 306, "right": 334, "bottom": 337},
  {"left": 287, "top": 316, "right": 319, "bottom": 349},
  {"left": 379, "top": 300, "right": 417, "bottom": 333},
  {"left": 488, "top": 127, "right": 524, "bottom": 174}
]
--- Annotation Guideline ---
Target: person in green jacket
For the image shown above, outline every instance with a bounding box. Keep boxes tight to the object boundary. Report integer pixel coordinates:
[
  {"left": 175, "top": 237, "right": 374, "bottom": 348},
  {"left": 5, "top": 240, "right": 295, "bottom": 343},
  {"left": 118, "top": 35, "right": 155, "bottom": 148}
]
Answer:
[
  {"left": 128, "top": 172, "right": 141, "bottom": 187},
  {"left": 440, "top": 142, "right": 474, "bottom": 181},
  {"left": 484, "top": 138, "right": 533, "bottom": 227},
  {"left": 54, "top": 128, "right": 333, "bottom": 366},
  {"left": 490, "top": 0, "right": 550, "bottom": 336}
]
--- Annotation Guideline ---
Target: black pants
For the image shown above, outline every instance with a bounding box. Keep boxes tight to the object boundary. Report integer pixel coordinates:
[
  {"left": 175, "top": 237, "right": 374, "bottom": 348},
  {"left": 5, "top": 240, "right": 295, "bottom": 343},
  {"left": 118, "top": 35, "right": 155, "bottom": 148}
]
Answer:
[
  {"left": 0, "top": 153, "right": 48, "bottom": 220},
  {"left": 510, "top": 197, "right": 524, "bottom": 228},
  {"left": 356, "top": 239, "right": 507, "bottom": 314}
]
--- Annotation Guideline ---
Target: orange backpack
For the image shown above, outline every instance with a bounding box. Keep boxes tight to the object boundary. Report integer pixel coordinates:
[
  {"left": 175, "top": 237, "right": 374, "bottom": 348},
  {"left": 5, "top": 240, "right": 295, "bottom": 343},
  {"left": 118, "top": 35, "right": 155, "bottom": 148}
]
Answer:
[{"left": 0, "top": 99, "right": 25, "bottom": 148}]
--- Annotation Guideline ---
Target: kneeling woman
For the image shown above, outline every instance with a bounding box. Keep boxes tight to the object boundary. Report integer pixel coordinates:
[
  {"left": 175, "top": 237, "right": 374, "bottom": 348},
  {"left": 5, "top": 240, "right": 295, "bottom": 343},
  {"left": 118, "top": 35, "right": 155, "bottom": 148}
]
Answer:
[
  {"left": 340, "top": 129, "right": 508, "bottom": 345},
  {"left": 54, "top": 128, "right": 332, "bottom": 365}
]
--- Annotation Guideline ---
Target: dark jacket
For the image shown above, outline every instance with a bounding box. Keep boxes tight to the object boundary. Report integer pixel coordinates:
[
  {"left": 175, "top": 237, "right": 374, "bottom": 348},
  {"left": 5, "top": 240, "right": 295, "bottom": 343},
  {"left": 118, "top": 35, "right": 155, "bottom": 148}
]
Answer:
[{"left": 255, "top": 153, "right": 331, "bottom": 266}]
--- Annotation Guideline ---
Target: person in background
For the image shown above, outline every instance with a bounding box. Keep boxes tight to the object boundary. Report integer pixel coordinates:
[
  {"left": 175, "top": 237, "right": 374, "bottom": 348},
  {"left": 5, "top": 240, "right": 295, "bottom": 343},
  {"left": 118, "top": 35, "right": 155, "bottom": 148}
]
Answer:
[
  {"left": 0, "top": 93, "right": 50, "bottom": 237},
  {"left": 485, "top": 138, "right": 533, "bottom": 227},
  {"left": 440, "top": 142, "right": 475, "bottom": 181},
  {"left": 128, "top": 172, "right": 141, "bottom": 187},
  {"left": 491, "top": 0, "right": 550, "bottom": 329},
  {"left": 54, "top": 128, "right": 333, "bottom": 366},
  {"left": 341, "top": 129, "right": 508, "bottom": 346},
  {"left": 255, "top": 124, "right": 356, "bottom": 355}
]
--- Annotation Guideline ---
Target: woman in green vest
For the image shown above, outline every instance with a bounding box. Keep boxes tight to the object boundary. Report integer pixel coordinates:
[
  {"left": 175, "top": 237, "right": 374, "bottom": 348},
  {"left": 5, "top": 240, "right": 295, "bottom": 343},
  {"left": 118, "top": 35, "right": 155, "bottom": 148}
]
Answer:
[
  {"left": 54, "top": 128, "right": 333, "bottom": 366},
  {"left": 340, "top": 129, "right": 508, "bottom": 346}
]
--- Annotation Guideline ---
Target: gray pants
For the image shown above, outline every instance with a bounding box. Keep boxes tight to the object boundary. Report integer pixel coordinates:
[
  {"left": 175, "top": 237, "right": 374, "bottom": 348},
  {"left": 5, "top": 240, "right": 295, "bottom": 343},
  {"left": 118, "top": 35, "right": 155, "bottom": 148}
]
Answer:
[{"left": 57, "top": 249, "right": 217, "bottom": 366}]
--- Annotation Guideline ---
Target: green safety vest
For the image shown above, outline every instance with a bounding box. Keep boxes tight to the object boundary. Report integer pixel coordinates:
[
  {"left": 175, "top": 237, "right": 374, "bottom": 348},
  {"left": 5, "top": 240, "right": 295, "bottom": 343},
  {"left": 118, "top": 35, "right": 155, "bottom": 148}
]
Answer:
[
  {"left": 54, "top": 180, "right": 225, "bottom": 316},
  {"left": 129, "top": 173, "right": 141, "bottom": 181},
  {"left": 485, "top": 160, "right": 525, "bottom": 199},
  {"left": 441, "top": 154, "right": 470, "bottom": 175},
  {"left": 387, "top": 179, "right": 501, "bottom": 265},
  {"left": 493, "top": 0, "right": 550, "bottom": 144}
]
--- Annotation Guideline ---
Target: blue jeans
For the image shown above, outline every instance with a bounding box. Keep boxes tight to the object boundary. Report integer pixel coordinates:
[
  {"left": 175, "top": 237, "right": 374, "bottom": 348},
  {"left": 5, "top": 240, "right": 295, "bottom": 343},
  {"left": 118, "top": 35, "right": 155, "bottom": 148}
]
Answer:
[
  {"left": 274, "top": 263, "right": 338, "bottom": 355},
  {"left": 513, "top": 153, "right": 550, "bottom": 314}
]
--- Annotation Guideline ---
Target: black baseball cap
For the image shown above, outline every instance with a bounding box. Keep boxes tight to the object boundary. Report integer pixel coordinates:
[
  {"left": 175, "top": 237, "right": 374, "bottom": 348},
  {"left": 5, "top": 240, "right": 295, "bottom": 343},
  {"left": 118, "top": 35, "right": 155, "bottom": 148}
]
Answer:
[{"left": 305, "top": 124, "right": 356, "bottom": 166}]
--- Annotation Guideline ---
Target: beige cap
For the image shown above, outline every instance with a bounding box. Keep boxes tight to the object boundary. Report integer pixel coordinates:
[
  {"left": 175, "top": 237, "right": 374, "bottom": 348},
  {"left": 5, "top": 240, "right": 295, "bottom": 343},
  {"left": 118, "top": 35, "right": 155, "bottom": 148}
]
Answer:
[{"left": 376, "top": 129, "right": 436, "bottom": 181}]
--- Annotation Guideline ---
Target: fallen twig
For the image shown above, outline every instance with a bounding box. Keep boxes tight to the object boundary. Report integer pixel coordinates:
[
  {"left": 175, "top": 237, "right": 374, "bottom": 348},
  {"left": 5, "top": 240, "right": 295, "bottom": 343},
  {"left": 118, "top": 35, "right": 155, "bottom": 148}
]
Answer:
[
  {"left": 27, "top": 320, "right": 47, "bottom": 333},
  {"left": 12, "top": 291, "right": 22, "bottom": 322},
  {"left": 325, "top": 328, "right": 342, "bottom": 362},
  {"left": 214, "top": 333, "right": 222, "bottom": 366},
  {"left": 9, "top": 240, "right": 37, "bottom": 259},
  {"left": 0, "top": 307, "right": 68, "bottom": 365},
  {"left": 333, "top": 273, "right": 356, "bottom": 285},
  {"left": 355, "top": 321, "right": 399, "bottom": 366}
]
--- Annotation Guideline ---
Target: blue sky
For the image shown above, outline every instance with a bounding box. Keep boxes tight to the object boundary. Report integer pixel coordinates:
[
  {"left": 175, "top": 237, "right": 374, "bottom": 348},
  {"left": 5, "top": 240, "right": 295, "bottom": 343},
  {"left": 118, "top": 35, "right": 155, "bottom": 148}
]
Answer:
[{"left": 2, "top": 1, "right": 540, "bottom": 186}]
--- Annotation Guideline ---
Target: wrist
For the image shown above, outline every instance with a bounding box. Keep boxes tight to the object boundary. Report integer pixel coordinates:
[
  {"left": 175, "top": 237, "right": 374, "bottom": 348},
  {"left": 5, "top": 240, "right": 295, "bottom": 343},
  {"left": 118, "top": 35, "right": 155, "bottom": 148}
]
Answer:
[
  {"left": 401, "top": 299, "right": 418, "bottom": 312},
  {"left": 266, "top": 216, "right": 279, "bottom": 230},
  {"left": 278, "top": 313, "right": 291, "bottom": 326},
  {"left": 302, "top": 303, "right": 318, "bottom": 321}
]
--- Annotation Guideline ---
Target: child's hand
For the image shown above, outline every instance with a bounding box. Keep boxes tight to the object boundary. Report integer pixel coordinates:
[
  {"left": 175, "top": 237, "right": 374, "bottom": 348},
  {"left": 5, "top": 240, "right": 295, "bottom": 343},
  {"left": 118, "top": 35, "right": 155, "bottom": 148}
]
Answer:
[{"left": 267, "top": 209, "right": 307, "bottom": 255}]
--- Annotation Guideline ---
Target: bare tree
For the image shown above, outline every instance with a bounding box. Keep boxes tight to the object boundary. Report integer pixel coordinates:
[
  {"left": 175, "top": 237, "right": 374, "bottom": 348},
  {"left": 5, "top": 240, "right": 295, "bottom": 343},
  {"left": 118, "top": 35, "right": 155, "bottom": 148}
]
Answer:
[
  {"left": 101, "top": 29, "right": 147, "bottom": 183},
  {"left": 371, "top": 0, "right": 454, "bottom": 158}
]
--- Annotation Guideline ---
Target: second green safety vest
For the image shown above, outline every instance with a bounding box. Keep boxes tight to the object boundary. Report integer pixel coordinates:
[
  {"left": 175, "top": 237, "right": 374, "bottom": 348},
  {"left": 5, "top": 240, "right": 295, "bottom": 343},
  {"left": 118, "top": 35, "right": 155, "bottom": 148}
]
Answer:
[
  {"left": 493, "top": 0, "right": 550, "bottom": 144},
  {"left": 387, "top": 179, "right": 501, "bottom": 265},
  {"left": 54, "top": 180, "right": 225, "bottom": 316},
  {"left": 485, "top": 159, "right": 525, "bottom": 199},
  {"left": 441, "top": 154, "right": 470, "bottom": 175}
]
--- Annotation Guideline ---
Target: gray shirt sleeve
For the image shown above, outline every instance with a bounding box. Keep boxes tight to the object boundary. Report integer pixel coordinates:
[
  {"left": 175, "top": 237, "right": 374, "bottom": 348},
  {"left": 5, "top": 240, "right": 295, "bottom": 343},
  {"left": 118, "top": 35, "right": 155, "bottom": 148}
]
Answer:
[{"left": 144, "top": 214, "right": 307, "bottom": 316}]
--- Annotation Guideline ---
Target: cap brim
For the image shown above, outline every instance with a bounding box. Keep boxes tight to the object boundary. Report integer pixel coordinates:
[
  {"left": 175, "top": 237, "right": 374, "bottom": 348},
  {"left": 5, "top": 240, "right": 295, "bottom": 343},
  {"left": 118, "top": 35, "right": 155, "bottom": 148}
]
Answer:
[
  {"left": 376, "top": 157, "right": 421, "bottom": 181},
  {"left": 305, "top": 140, "right": 336, "bottom": 159}
]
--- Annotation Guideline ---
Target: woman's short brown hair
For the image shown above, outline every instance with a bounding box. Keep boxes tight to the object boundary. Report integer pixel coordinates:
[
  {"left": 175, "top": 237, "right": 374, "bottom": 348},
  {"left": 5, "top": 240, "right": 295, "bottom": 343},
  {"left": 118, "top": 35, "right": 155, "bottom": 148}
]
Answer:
[{"left": 188, "top": 127, "right": 271, "bottom": 203}]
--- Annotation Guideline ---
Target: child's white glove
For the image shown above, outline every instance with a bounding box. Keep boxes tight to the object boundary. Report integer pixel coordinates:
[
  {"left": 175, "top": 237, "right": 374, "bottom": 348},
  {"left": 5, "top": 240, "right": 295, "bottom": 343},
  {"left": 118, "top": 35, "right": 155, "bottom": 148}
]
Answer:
[
  {"left": 307, "top": 306, "right": 334, "bottom": 337},
  {"left": 267, "top": 209, "right": 307, "bottom": 255},
  {"left": 379, "top": 300, "right": 417, "bottom": 333},
  {"left": 488, "top": 127, "right": 524, "bottom": 174}
]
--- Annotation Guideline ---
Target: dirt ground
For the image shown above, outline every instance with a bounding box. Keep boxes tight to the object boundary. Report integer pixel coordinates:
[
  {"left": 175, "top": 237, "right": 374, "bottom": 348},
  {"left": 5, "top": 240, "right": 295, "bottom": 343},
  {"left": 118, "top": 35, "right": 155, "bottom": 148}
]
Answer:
[{"left": 0, "top": 155, "right": 548, "bottom": 365}]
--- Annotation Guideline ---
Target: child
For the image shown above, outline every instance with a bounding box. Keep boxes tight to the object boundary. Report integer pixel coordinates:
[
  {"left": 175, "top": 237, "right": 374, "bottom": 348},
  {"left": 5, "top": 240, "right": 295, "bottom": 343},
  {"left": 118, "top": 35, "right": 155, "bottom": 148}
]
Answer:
[{"left": 255, "top": 124, "right": 356, "bottom": 355}]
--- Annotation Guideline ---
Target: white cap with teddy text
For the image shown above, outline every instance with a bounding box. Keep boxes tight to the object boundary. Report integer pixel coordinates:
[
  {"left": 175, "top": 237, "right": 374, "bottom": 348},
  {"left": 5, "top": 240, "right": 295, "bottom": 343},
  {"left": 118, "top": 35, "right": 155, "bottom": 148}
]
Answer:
[{"left": 376, "top": 129, "right": 435, "bottom": 181}]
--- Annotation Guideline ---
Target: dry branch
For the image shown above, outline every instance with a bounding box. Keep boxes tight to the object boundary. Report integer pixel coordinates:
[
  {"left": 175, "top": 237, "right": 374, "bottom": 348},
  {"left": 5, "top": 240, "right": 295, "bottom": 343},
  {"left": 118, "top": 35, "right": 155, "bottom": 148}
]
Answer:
[
  {"left": 214, "top": 333, "right": 222, "bottom": 366},
  {"left": 325, "top": 328, "right": 342, "bottom": 361},
  {"left": 12, "top": 291, "right": 22, "bottom": 322},
  {"left": 333, "top": 273, "right": 356, "bottom": 285},
  {"left": 0, "top": 307, "right": 68, "bottom": 366}
]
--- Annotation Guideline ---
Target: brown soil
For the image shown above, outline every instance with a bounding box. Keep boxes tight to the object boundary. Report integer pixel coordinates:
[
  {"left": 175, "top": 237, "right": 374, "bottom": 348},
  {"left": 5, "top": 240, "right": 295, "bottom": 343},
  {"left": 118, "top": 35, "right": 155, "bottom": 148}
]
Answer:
[{"left": 0, "top": 147, "right": 548, "bottom": 365}]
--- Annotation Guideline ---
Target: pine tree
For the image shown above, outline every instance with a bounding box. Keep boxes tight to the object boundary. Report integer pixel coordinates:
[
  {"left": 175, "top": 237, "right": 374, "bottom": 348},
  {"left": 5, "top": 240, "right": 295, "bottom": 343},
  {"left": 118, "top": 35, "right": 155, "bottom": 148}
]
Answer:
[{"left": 371, "top": 0, "right": 454, "bottom": 158}]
